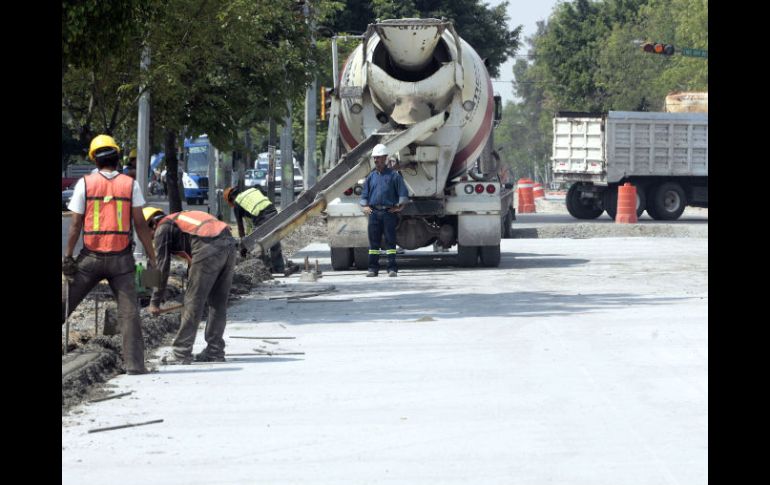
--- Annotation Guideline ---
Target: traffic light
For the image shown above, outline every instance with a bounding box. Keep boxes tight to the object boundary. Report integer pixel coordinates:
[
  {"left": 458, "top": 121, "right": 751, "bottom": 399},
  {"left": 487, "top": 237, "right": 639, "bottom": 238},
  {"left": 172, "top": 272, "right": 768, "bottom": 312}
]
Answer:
[
  {"left": 641, "top": 42, "right": 675, "bottom": 56},
  {"left": 321, "top": 86, "right": 334, "bottom": 120}
]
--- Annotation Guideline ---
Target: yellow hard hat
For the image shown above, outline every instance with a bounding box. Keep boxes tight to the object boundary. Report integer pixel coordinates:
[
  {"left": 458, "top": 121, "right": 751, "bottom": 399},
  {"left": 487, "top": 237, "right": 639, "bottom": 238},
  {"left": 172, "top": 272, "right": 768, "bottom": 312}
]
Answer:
[
  {"left": 142, "top": 206, "right": 164, "bottom": 223},
  {"left": 89, "top": 134, "right": 121, "bottom": 161},
  {"left": 129, "top": 148, "right": 137, "bottom": 159}
]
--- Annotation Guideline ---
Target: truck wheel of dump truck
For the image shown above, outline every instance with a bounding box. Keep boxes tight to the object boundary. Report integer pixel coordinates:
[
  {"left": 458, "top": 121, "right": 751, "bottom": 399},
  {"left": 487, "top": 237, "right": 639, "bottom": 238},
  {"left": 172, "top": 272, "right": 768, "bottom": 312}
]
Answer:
[
  {"left": 567, "top": 184, "right": 603, "bottom": 219},
  {"left": 353, "top": 247, "right": 369, "bottom": 269},
  {"left": 645, "top": 185, "right": 660, "bottom": 219},
  {"left": 479, "top": 245, "right": 501, "bottom": 267},
  {"left": 603, "top": 186, "right": 618, "bottom": 220},
  {"left": 635, "top": 188, "right": 647, "bottom": 217},
  {"left": 457, "top": 245, "right": 479, "bottom": 267},
  {"left": 502, "top": 211, "right": 514, "bottom": 239},
  {"left": 651, "top": 182, "right": 686, "bottom": 220},
  {"left": 330, "top": 247, "right": 353, "bottom": 270}
]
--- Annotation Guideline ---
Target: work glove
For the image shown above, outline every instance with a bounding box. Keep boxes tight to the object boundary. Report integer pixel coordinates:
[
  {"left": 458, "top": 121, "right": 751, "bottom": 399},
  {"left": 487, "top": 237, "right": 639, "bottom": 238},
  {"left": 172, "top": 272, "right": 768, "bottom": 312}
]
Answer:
[{"left": 62, "top": 256, "right": 78, "bottom": 277}]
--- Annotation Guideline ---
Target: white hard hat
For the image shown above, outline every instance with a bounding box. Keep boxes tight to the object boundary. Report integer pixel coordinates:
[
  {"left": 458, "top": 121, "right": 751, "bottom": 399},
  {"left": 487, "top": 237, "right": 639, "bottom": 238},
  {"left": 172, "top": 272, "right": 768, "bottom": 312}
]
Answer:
[{"left": 372, "top": 144, "right": 388, "bottom": 157}]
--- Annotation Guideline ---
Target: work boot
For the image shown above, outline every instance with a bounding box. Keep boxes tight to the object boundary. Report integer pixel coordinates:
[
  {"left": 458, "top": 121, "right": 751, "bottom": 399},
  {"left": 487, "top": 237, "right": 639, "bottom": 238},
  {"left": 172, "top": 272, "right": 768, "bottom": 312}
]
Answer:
[
  {"left": 126, "top": 367, "right": 150, "bottom": 375},
  {"left": 388, "top": 270, "right": 397, "bottom": 277},
  {"left": 194, "top": 351, "right": 226, "bottom": 362},
  {"left": 366, "top": 271, "right": 378, "bottom": 277},
  {"left": 161, "top": 353, "right": 192, "bottom": 365}
]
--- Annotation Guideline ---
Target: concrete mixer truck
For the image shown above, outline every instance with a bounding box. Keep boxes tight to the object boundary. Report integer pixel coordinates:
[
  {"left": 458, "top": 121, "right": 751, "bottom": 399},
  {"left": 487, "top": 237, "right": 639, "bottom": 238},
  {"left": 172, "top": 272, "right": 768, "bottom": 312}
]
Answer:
[{"left": 241, "top": 18, "right": 513, "bottom": 268}]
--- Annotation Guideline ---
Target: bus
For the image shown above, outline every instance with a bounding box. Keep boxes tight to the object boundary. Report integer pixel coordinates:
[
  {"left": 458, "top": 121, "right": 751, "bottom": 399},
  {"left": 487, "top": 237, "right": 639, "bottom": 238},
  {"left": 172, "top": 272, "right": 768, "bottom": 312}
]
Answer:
[{"left": 182, "top": 135, "right": 217, "bottom": 205}]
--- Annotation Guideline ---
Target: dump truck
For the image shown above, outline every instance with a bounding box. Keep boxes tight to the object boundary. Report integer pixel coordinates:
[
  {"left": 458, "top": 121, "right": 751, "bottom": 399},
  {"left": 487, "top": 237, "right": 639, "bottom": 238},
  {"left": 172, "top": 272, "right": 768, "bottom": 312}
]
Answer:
[
  {"left": 552, "top": 110, "right": 708, "bottom": 221},
  {"left": 242, "top": 18, "right": 513, "bottom": 268}
]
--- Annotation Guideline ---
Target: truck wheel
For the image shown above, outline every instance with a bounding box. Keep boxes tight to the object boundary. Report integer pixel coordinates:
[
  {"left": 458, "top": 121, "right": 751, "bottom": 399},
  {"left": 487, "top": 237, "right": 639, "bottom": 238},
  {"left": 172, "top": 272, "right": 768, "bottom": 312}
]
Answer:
[
  {"left": 456, "top": 245, "right": 478, "bottom": 267},
  {"left": 502, "top": 211, "right": 513, "bottom": 239},
  {"left": 330, "top": 247, "right": 352, "bottom": 270},
  {"left": 353, "top": 247, "right": 369, "bottom": 269},
  {"left": 479, "top": 245, "right": 501, "bottom": 267},
  {"left": 635, "top": 188, "right": 647, "bottom": 217},
  {"left": 186, "top": 197, "right": 195, "bottom": 205},
  {"left": 645, "top": 185, "right": 660, "bottom": 219},
  {"left": 652, "top": 182, "right": 686, "bottom": 220},
  {"left": 567, "top": 184, "right": 603, "bottom": 219},
  {"left": 603, "top": 186, "right": 618, "bottom": 220}
]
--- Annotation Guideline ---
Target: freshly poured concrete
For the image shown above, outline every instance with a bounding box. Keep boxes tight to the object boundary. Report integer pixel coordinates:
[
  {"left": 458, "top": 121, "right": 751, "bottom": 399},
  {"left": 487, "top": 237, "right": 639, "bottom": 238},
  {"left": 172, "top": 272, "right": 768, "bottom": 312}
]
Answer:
[{"left": 62, "top": 237, "right": 708, "bottom": 485}]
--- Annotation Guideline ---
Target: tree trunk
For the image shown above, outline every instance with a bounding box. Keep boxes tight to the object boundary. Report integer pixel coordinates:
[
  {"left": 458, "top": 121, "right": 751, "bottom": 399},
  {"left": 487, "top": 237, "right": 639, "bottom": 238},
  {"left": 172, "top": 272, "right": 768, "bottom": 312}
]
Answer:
[{"left": 165, "top": 129, "right": 183, "bottom": 213}]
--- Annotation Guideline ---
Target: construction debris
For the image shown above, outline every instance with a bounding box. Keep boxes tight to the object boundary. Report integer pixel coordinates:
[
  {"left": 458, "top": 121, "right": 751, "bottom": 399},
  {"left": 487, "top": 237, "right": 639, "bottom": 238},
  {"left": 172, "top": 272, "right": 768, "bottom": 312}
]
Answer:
[{"left": 87, "top": 419, "right": 163, "bottom": 434}]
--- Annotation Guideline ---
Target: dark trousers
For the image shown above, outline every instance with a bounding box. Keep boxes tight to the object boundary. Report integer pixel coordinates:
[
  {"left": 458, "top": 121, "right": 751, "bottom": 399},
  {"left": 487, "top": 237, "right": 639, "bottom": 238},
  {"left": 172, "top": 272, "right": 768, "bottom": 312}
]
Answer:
[
  {"left": 62, "top": 251, "right": 145, "bottom": 373},
  {"left": 249, "top": 206, "right": 284, "bottom": 272},
  {"left": 173, "top": 236, "right": 236, "bottom": 358},
  {"left": 367, "top": 209, "right": 398, "bottom": 273}
]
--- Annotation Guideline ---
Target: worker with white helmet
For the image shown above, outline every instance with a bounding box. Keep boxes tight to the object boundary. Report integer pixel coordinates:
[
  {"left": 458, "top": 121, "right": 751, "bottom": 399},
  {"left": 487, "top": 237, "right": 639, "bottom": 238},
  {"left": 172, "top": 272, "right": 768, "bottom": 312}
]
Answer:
[{"left": 359, "top": 143, "right": 409, "bottom": 277}]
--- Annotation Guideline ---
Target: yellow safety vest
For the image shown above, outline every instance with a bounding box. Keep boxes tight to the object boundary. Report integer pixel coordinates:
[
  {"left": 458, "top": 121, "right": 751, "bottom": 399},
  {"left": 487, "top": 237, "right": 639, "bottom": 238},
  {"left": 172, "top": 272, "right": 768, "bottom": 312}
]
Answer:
[{"left": 234, "top": 188, "right": 272, "bottom": 217}]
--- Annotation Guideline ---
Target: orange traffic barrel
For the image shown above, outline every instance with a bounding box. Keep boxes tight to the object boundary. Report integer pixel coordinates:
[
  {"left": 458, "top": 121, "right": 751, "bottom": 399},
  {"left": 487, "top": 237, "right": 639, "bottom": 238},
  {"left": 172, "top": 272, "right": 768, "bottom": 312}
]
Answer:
[
  {"left": 532, "top": 182, "right": 545, "bottom": 199},
  {"left": 615, "top": 182, "right": 638, "bottom": 223},
  {"left": 517, "top": 178, "right": 536, "bottom": 213}
]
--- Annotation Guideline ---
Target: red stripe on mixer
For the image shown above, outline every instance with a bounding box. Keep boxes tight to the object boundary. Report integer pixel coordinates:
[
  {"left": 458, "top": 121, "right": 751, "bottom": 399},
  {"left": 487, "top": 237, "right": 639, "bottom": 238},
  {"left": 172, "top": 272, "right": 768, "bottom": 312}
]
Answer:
[
  {"left": 450, "top": 78, "right": 494, "bottom": 177},
  {"left": 339, "top": 116, "right": 359, "bottom": 150}
]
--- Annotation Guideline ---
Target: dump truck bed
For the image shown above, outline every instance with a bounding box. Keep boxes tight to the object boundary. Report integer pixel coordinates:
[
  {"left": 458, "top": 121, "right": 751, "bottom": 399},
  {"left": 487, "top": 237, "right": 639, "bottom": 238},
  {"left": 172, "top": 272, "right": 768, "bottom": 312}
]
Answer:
[{"left": 552, "top": 111, "right": 708, "bottom": 184}]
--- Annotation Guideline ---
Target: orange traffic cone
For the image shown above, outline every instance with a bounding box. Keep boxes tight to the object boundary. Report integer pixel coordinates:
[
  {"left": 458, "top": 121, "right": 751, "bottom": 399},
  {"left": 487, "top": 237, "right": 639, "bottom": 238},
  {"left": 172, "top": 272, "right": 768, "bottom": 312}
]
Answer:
[
  {"left": 532, "top": 182, "right": 545, "bottom": 199},
  {"left": 517, "top": 178, "right": 536, "bottom": 213},
  {"left": 615, "top": 182, "right": 638, "bottom": 223}
]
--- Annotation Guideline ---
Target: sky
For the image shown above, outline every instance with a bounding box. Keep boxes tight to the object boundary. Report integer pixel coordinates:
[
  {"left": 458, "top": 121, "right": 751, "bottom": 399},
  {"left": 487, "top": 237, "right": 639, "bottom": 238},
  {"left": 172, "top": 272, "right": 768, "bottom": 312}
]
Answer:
[{"left": 486, "top": 0, "right": 563, "bottom": 105}]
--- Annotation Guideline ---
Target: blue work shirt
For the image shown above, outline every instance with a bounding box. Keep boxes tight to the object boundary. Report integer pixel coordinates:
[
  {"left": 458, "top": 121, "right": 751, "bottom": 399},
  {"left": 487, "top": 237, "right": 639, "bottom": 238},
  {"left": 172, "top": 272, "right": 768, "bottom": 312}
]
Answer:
[{"left": 360, "top": 167, "right": 409, "bottom": 208}]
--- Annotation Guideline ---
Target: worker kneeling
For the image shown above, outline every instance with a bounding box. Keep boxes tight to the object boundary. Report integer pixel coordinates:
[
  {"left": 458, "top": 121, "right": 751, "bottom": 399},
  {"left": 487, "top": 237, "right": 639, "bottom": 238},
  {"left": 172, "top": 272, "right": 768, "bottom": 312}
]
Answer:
[
  {"left": 223, "top": 186, "right": 297, "bottom": 275},
  {"left": 144, "top": 207, "right": 236, "bottom": 364}
]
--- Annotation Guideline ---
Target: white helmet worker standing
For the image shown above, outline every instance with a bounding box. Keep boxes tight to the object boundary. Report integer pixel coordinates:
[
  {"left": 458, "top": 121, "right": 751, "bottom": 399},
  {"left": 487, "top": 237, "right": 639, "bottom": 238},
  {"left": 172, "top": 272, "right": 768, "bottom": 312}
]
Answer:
[{"left": 372, "top": 144, "right": 388, "bottom": 157}]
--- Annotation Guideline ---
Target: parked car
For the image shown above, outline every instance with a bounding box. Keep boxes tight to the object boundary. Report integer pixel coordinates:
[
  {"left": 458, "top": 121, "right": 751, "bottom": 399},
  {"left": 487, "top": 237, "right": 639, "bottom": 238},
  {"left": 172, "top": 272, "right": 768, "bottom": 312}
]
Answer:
[
  {"left": 257, "top": 166, "right": 303, "bottom": 194},
  {"left": 244, "top": 168, "right": 267, "bottom": 188}
]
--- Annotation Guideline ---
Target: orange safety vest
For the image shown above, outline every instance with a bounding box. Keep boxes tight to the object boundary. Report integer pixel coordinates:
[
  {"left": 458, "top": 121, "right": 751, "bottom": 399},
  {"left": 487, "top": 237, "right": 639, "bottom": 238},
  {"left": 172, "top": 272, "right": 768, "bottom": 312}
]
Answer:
[
  {"left": 83, "top": 172, "right": 134, "bottom": 253},
  {"left": 159, "top": 211, "right": 229, "bottom": 238}
]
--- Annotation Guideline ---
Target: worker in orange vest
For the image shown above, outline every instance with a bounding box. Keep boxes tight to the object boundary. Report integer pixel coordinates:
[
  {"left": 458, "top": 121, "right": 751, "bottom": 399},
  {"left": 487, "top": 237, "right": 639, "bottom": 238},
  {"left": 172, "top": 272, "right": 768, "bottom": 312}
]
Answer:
[
  {"left": 143, "top": 208, "right": 236, "bottom": 364},
  {"left": 62, "top": 134, "right": 157, "bottom": 375}
]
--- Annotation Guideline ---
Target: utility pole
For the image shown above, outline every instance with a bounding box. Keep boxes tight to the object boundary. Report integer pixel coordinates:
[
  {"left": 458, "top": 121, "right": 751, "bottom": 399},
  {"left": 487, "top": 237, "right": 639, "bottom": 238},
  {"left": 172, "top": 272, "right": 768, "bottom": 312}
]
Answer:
[
  {"left": 303, "top": 1, "right": 318, "bottom": 189},
  {"left": 135, "top": 45, "right": 150, "bottom": 260},
  {"left": 280, "top": 100, "right": 294, "bottom": 208},
  {"left": 267, "top": 118, "right": 277, "bottom": 203}
]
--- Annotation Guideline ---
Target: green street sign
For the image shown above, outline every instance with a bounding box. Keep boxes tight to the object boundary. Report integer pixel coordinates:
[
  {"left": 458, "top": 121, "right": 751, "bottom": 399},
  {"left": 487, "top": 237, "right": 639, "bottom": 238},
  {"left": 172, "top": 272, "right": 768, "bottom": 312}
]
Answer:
[{"left": 681, "top": 47, "right": 708, "bottom": 58}]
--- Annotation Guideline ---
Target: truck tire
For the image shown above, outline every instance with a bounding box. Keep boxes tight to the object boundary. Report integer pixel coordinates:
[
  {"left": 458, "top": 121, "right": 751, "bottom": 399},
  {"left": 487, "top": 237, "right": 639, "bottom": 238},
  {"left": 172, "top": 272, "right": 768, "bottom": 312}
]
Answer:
[
  {"left": 567, "top": 184, "right": 603, "bottom": 219},
  {"left": 457, "top": 245, "right": 478, "bottom": 267},
  {"left": 353, "top": 247, "right": 369, "bottom": 269},
  {"left": 502, "top": 210, "right": 514, "bottom": 239},
  {"left": 186, "top": 197, "right": 195, "bottom": 205},
  {"left": 479, "top": 245, "right": 501, "bottom": 267},
  {"left": 603, "top": 186, "right": 618, "bottom": 220},
  {"left": 635, "top": 188, "right": 647, "bottom": 218},
  {"left": 330, "top": 247, "right": 352, "bottom": 270},
  {"left": 645, "top": 185, "right": 660, "bottom": 219},
  {"left": 651, "top": 182, "right": 686, "bottom": 220}
]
